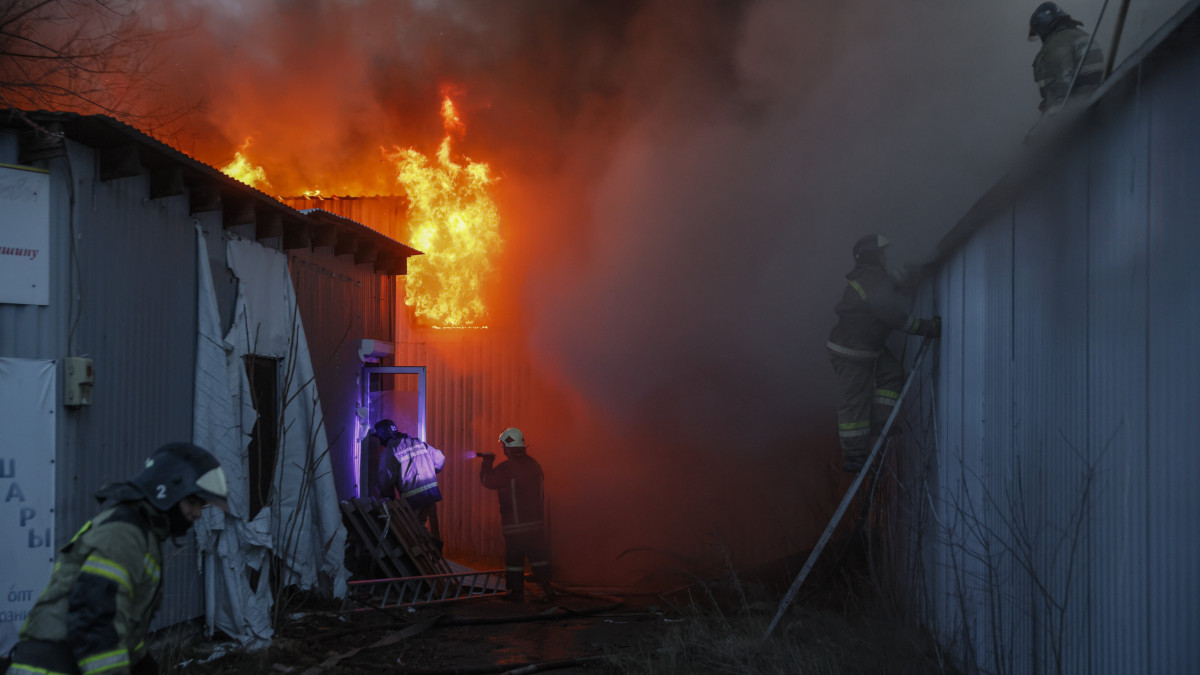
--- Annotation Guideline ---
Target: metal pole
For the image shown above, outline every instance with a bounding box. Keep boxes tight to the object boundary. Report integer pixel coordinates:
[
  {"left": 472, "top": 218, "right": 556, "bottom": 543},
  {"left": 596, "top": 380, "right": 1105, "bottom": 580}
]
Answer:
[
  {"left": 1104, "top": 0, "right": 1133, "bottom": 78},
  {"left": 760, "top": 336, "right": 934, "bottom": 644}
]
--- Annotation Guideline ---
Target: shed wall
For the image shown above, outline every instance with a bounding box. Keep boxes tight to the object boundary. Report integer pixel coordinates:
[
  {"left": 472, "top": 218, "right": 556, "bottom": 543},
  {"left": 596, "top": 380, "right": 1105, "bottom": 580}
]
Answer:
[{"left": 898, "top": 15, "right": 1200, "bottom": 674}]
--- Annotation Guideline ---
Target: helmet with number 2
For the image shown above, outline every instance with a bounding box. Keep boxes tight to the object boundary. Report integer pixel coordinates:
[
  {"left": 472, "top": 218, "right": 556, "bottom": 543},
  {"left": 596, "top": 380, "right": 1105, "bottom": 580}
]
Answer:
[{"left": 131, "top": 442, "right": 229, "bottom": 513}]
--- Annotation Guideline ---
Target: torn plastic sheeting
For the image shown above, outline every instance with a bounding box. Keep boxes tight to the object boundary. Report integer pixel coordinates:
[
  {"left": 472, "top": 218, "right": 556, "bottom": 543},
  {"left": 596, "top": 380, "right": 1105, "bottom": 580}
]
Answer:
[{"left": 192, "top": 230, "right": 349, "bottom": 648}]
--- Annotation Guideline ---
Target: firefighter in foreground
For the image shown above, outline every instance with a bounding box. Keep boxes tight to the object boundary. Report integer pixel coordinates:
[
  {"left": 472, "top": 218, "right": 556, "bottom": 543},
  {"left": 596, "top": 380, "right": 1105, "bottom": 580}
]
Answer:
[
  {"left": 7, "top": 442, "right": 228, "bottom": 675},
  {"left": 477, "top": 427, "right": 554, "bottom": 603},
  {"left": 828, "top": 235, "right": 940, "bottom": 473},
  {"left": 371, "top": 419, "right": 445, "bottom": 546},
  {"left": 1029, "top": 2, "right": 1105, "bottom": 114}
]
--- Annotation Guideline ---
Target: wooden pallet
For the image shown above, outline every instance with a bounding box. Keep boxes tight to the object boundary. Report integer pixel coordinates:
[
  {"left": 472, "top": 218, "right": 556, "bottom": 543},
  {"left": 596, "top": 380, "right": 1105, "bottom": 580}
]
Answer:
[{"left": 340, "top": 497, "right": 450, "bottom": 580}]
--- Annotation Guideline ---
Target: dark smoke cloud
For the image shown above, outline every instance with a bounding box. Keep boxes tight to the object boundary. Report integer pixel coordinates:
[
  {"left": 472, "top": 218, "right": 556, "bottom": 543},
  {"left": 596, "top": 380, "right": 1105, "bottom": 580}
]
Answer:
[{"left": 138, "top": 0, "right": 1187, "bottom": 583}]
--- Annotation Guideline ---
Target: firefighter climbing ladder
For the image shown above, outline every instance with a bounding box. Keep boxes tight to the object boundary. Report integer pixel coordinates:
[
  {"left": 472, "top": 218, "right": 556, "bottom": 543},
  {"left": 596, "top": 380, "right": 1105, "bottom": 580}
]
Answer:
[{"left": 761, "top": 336, "right": 934, "bottom": 643}]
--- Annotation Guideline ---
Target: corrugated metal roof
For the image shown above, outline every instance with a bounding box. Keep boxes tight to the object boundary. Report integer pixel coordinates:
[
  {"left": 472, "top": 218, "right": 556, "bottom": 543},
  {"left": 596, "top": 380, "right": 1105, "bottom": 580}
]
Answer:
[{"left": 2, "top": 109, "right": 421, "bottom": 275}]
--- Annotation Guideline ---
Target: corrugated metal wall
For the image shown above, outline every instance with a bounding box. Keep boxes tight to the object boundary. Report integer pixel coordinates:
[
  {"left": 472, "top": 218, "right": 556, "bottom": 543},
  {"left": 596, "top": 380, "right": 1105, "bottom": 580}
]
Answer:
[
  {"left": 1, "top": 134, "right": 406, "bottom": 629},
  {"left": 288, "top": 248, "right": 397, "bottom": 499},
  {"left": 0, "top": 138, "right": 212, "bottom": 628},
  {"left": 393, "top": 323, "right": 534, "bottom": 565},
  {"left": 897, "top": 14, "right": 1200, "bottom": 674}
]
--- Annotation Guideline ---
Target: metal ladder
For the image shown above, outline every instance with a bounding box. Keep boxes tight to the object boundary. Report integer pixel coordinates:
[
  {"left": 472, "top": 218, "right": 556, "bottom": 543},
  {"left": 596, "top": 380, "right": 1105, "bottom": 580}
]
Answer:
[
  {"left": 345, "top": 568, "right": 509, "bottom": 611},
  {"left": 761, "top": 336, "right": 934, "bottom": 643}
]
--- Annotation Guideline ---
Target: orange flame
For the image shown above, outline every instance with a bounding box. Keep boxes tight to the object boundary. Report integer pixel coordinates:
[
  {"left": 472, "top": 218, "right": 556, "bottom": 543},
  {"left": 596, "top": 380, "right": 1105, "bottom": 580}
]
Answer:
[
  {"left": 220, "top": 138, "right": 271, "bottom": 190},
  {"left": 388, "top": 95, "right": 502, "bottom": 328}
]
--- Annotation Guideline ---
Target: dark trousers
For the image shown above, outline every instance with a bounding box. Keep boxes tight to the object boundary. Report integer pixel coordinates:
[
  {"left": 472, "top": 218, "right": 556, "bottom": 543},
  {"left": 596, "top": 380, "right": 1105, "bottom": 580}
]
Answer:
[
  {"left": 503, "top": 530, "right": 552, "bottom": 600},
  {"left": 829, "top": 348, "right": 904, "bottom": 460},
  {"left": 7, "top": 640, "right": 81, "bottom": 675}
]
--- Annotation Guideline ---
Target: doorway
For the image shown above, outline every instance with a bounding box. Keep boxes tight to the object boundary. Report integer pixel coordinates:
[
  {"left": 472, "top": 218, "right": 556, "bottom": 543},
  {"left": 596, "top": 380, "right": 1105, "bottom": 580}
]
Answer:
[{"left": 360, "top": 366, "right": 426, "bottom": 498}]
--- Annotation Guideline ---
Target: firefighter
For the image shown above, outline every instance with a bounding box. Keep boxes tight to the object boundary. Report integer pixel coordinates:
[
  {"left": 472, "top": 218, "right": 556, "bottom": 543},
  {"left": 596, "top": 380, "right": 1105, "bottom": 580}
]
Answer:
[
  {"left": 477, "top": 427, "right": 554, "bottom": 603},
  {"left": 827, "top": 235, "right": 940, "bottom": 473},
  {"left": 370, "top": 419, "right": 445, "bottom": 546},
  {"left": 1029, "top": 2, "right": 1104, "bottom": 114},
  {"left": 6, "top": 443, "right": 228, "bottom": 675}
]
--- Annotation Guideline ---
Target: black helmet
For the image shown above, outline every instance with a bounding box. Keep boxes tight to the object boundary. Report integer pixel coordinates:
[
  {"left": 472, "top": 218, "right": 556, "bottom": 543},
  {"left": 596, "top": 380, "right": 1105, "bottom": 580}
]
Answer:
[
  {"left": 1029, "top": 2, "right": 1079, "bottom": 40},
  {"left": 852, "top": 234, "right": 890, "bottom": 265},
  {"left": 373, "top": 419, "right": 402, "bottom": 444},
  {"left": 131, "top": 442, "right": 228, "bottom": 513}
]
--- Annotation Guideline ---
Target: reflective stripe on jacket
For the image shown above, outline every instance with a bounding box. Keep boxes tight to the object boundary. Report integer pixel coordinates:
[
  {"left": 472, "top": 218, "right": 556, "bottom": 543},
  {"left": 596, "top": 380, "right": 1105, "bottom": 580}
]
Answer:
[
  {"left": 15, "top": 500, "right": 167, "bottom": 675},
  {"left": 377, "top": 436, "right": 445, "bottom": 509},
  {"left": 480, "top": 454, "right": 546, "bottom": 535},
  {"left": 827, "top": 263, "right": 921, "bottom": 354}
]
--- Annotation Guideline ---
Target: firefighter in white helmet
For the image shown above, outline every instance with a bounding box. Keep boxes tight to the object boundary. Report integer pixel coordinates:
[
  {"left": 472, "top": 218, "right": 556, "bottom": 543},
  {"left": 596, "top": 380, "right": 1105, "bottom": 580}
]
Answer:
[
  {"left": 827, "top": 235, "right": 940, "bottom": 473},
  {"left": 476, "top": 427, "right": 554, "bottom": 602}
]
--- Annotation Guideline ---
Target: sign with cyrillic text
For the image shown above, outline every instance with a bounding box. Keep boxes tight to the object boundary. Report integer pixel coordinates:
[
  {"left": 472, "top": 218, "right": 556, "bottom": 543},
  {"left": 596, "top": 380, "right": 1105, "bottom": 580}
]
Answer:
[
  {"left": 0, "top": 164, "right": 50, "bottom": 306},
  {"left": 0, "top": 358, "right": 56, "bottom": 654}
]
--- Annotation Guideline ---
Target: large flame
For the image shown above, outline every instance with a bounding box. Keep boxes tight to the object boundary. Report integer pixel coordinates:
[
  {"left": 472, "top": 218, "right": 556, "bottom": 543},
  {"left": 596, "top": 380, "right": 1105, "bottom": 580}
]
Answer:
[
  {"left": 214, "top": 95, "right": 503, "bottom": 328},
  {"left": 220, "top": 138, "right": 270, "bottom": 190},
  {"left": 388, "top": 96, "right": 502, "bottom": 328}
]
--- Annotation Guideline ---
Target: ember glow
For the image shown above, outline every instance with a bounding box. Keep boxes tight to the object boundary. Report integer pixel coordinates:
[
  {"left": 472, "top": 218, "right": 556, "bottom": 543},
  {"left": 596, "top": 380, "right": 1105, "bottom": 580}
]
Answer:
[{"left": 387, "top": 95, "right": 502, "bottom": 328}]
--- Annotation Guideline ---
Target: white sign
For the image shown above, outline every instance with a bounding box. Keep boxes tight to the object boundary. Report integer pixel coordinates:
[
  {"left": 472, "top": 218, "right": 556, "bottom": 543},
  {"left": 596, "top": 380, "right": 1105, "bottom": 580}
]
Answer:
[
  {"left": 0, "top": 358, "right": 56, "bottom": 654},
  {"left": 0, "top": 164, "right": 51, "bottom": 306}
]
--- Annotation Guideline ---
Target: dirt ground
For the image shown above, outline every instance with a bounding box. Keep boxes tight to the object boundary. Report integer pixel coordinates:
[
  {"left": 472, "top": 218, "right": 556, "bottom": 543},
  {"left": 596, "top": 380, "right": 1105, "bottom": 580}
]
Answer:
[{"left": 156, "top": 590, "right": 666, "bottom": 675}]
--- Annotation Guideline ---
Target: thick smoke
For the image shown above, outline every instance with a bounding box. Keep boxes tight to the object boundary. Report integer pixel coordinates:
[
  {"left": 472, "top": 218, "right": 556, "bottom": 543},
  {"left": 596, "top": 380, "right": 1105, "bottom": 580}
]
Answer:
[{"left": 137, "top": 0, "right": 1185, "bottom": 584}]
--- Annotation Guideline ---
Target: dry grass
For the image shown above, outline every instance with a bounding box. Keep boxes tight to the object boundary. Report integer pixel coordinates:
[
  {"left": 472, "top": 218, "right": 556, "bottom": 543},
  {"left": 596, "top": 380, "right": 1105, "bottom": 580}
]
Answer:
[{"left": 601, "top": 544, "right": 957, "bottom": 675}]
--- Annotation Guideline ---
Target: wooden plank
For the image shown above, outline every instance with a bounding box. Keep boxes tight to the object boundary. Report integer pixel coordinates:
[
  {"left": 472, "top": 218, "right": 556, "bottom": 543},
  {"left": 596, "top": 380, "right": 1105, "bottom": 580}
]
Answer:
[
  {"left": 354, "top": 242, "right": 377, "bottom": 266},
  {"left": 312, "top": 223, "right": 337, "bottom": 249},
  {"left": 149, "top": 166, "right": 184, "bottom": 199},
  {"left": 99, "top": 144, "right": 141, "bottom": 181},
  {"left": 334, "top": 231, "right": 357, "bottom": 257},
  {"left": 282, "top": 218, "right": 312, "bottom": 250},
  {"left": 189, "top": 185, "right": 222, "bottom": 214}
]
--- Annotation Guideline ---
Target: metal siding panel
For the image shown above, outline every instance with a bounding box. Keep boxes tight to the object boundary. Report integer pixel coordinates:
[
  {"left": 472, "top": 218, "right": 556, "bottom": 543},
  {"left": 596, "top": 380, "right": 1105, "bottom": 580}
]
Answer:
[
  {"left": 1013, "top": 135, "right": 1095, "bottom": 673},
  {"left": 979, "top": 210, "right": 1017, "bottom": 675},
  {"left": 49, "top": 145, "right": 203, "bottom": 628},
  {"left": 288, "top": 247, "right": 397, "bottom": 501},
  {"left": 1146, "top": 42, "right": 1200, "bottom": 675},
  {"left": 1086, "top": 69, "right": 1152, "bottom": 675}
]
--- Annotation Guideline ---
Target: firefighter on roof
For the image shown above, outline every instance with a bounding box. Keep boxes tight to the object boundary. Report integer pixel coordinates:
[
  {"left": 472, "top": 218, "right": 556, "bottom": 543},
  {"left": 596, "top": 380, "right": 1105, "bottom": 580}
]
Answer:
[
  {"left": 827, "top": 235, "right": 940, "bottom": 473},
  {"left": 7, "top": 443, "right": 228, "bottom": 675},
  {"left": 477, "top": 427, "right": 554, "bottom": 603},
  {"left": 371, "top": 419, "right": 445, "bottom": 546},
  {"left": 1029, "top": 2, "right": 1105, "bottom": 114}
]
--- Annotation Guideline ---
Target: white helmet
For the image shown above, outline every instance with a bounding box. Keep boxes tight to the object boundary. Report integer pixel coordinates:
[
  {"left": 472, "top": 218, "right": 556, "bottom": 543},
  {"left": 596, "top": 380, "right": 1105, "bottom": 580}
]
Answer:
[{"left": 498, "top": 427, "right": 526, "bottom": 448}]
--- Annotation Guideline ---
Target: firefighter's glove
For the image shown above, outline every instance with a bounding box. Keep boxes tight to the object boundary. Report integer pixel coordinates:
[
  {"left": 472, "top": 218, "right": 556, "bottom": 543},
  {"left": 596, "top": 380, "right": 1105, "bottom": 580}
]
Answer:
[
  {"left": 132, "top": 653, "right": 160, "bottom": 675},
  {"left": 919, "top": 316, "right": 942, "bottom": 338}
]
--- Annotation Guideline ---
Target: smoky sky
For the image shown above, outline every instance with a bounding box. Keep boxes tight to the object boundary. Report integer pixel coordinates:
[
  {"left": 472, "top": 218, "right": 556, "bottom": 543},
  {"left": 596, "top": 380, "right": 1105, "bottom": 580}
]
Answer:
[{"left": 137, "top": 0, "right": 1188, "bottom": 581}]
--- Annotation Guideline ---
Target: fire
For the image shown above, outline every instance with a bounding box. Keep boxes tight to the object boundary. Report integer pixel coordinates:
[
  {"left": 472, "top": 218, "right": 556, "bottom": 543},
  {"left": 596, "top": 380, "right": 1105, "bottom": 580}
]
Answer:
[
  {"left": 212, "top": 97, "right": 502, "bottom": 328},
  {"left": 220, "top": 139, "right": 271, "bottom": 190},
  {"left": 388, "top": 95, "right": 502, "bottom": 328}
]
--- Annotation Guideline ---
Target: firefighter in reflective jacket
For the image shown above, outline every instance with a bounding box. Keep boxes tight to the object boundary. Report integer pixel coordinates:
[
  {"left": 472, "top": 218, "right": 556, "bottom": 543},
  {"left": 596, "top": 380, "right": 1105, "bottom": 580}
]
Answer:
[
  {"left": 478, "top": 427, "right": 554, "bottom": 603},
  {"left": 827, "top": 235, "right": 940, "bottom": 473},
  {"left": 371, "top": 419, "right": 445, "bottom": 544},
  {"left": 7, "top": 443, "right": 228, "bottom": 675}
]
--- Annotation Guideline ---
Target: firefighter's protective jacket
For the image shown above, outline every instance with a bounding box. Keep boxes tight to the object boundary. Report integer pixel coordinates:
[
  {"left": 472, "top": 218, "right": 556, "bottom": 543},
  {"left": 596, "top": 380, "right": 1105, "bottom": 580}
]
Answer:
[
  {"left": 14, "top": 490, "right": 167, "bottom": 675},
  {"left": 376, "top": 435, "right": 445, "bottom": 509},
  {"left": 479, "top": 453, "right": 545, "bottom": 537},
  {"left": 827, "top": 263, "right": 926, "bottom": 358},
  {"left": 1033, "top": 26, "right": 1104, "bottom": 112}
]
